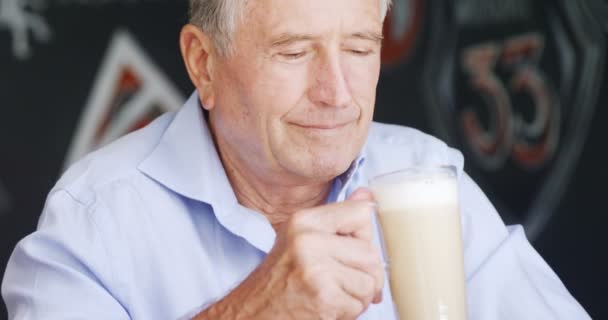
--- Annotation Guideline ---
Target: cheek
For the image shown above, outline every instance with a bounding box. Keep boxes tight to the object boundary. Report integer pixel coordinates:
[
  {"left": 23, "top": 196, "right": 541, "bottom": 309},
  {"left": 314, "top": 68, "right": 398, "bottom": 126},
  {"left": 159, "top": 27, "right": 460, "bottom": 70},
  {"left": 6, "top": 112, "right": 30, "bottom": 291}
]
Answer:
[
  {"left": 260, "top": 65, "right": 310, "bottom": 115},
  {"left": 343, "top": 58, "right": 380, "bottom": 106},
  {"left": 243, "top": 67, "right": 310, "bottom": 147}
]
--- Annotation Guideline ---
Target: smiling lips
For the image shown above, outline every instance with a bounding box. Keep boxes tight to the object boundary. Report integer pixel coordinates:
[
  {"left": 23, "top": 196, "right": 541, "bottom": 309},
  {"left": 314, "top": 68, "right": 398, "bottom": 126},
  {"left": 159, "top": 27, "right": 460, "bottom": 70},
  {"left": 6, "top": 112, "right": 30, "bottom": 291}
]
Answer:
[
  {"left": 291, "top": 121, "right": 352, "bottom": 130},
  {"left": 287, "top": 109, "right": 360, "bottom": 131}
]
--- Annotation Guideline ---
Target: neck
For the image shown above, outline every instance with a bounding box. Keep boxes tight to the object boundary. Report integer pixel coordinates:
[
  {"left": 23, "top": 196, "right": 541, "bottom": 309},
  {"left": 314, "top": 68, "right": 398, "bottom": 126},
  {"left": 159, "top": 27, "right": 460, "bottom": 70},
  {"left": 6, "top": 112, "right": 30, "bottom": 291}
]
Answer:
[
  {"left": 212, "top": 137, "right": 332, "bottom": 231},
  {"left": 225, "top": 153, "right": 332, "bottom": 229}
]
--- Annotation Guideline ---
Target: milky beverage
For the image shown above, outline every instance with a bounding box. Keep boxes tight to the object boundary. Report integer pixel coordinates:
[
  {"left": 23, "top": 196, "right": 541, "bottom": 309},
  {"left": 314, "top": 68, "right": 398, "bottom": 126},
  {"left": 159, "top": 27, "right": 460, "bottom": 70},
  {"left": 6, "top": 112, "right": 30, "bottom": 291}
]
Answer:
[{"left": 370, "top": 167, "right": 467, "bottom": 320}]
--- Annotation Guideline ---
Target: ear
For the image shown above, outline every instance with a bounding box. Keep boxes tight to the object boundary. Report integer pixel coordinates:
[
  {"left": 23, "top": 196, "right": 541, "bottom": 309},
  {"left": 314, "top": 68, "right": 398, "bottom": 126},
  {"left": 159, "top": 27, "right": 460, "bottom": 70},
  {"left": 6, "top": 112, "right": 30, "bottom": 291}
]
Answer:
[{"left": 180, "top": 24, "right": 217, "bottom": 110}]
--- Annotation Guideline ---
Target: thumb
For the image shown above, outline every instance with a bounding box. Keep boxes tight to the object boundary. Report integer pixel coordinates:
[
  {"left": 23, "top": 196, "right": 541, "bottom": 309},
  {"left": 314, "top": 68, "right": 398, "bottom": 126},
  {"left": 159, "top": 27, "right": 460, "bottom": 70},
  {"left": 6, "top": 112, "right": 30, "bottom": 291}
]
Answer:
[{"left": 347, "top": 188, "right": 375, "bottom": 202}]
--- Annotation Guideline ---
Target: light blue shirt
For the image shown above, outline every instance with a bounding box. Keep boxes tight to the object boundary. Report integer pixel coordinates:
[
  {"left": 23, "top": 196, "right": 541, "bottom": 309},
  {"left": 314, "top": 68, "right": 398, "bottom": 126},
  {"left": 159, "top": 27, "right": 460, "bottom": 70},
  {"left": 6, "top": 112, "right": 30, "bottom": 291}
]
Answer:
[{"left": 2, "top": 93, "right": 589, "bottom": 319}]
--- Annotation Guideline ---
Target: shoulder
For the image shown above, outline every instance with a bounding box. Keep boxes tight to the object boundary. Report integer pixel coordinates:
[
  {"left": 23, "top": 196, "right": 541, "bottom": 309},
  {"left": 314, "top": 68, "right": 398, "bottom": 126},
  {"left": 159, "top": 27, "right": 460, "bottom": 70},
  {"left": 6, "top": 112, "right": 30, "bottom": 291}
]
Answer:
[
  {"left": 53, "top": 111, "right": 177, "bottom": 207},
  {"left": 364, "top": 122, "right": 465, "bottom": 175},
  {"left": 368, "top": 122, "right": 449, "bottom": 149}
]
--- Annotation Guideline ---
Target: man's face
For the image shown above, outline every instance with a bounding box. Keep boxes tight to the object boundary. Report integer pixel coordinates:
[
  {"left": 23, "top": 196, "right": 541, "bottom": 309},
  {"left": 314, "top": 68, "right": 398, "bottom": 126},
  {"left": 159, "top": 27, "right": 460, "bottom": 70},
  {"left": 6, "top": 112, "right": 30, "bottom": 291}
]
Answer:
[{"left": 208, "top": 0, "right": 382, "bottom": 184}]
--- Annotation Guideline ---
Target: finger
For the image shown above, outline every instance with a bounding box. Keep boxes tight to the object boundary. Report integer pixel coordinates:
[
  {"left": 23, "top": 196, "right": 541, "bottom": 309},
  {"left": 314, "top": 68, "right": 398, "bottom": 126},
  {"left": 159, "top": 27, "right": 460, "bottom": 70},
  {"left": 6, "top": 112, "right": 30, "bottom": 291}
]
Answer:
[
  {"left": 372, "top": 287, "right": 383, "bottom": 304},
  {"left": 334, "top": 289, "right": 366, "bottom": 320},
  {"left": 329, "top": 235, "right": 383, "bottom": 272},
  {"left": 326, "top": 235, "right": 385, "bottom": 301},
  {"left": 306, "top": 201, "right": 375, "bottom": 241},
  {"left": 346, "top": 188, "right": 374, "bottom": 202},
  {"left": 343, "top": 188, "right": 375, "bottom": 240},
  {"left": 323, "top": 200, "right": 376, "bottom": 242},
  {"left": 334, "top": 261, "right": 377, "bottom": 308}
]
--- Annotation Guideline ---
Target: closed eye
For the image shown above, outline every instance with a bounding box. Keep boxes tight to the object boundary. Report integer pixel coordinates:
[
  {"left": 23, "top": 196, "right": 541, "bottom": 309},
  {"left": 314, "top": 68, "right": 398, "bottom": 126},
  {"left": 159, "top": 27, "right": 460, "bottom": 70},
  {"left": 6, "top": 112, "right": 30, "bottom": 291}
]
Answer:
[
  {"left": 279, "top": 51, "right": 307, "bottom": 60},
  {"left": 350, "top": 49, "right": 373, "bottom": 56},
  {"left": 346, "top": 48, "right": 376, "bottom": 56}
]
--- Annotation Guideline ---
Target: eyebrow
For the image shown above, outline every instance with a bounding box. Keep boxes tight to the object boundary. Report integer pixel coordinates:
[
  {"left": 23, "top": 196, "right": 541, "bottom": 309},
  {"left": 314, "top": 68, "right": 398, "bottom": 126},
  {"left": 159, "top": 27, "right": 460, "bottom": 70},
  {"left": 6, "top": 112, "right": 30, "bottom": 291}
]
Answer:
[
  {"left": 348, "top": 31, "right": 384, "bottom": 44},
  {"left": 269, "top": 33, "right": 319, "bottom": 47},
  {"left": 269, "top": 30, "right": 384, "bottom": 47}
]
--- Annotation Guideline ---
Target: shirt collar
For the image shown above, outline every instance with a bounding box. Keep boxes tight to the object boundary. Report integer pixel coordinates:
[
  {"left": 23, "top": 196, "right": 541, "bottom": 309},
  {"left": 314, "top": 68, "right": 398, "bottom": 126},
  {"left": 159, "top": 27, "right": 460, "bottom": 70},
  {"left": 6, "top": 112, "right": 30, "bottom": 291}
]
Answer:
[
  {"left": 138, "top": 92, "right": 238, "bottom": 209},
  {"left": 138, "top": 91, "right": 368, "bottom": 253},
  {"left": 137, "top": 93, "right": 276, "bottom": 250},
  {"left": 327, "top": 153, "right": 367, "bottom": 203}
]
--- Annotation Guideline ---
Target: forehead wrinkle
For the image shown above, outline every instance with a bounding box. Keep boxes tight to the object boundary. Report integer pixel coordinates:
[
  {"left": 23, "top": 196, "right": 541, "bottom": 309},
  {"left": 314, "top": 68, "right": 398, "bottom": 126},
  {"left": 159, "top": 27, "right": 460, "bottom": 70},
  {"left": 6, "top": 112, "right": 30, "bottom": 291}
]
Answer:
[
  {"left": 269, "top": 33, "right": 320, "bottom": 47},
  {"left": 241, "top": 0, "right": 384, "bottom": 50}
]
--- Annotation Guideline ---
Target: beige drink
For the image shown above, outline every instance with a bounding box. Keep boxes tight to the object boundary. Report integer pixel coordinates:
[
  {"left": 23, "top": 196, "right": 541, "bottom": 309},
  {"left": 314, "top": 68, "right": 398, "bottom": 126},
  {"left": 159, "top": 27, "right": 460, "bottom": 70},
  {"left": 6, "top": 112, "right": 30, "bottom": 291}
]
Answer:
[{"left": 370, "top": 167, "right": 467, "bottom": 320}]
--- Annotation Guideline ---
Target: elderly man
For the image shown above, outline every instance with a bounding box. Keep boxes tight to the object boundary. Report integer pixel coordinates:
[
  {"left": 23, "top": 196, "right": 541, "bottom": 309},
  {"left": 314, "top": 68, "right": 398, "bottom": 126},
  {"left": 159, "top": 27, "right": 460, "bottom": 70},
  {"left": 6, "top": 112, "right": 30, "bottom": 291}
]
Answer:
[{"left": 2, "top": 0, "right": 590, "bottom": 319}]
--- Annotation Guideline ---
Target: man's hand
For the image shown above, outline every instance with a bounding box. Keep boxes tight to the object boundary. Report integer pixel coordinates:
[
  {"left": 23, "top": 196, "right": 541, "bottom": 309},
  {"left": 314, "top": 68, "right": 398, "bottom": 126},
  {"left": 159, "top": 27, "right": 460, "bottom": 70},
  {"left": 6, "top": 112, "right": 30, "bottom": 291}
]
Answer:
[{"left": 196, "top": 188, "right": 385, "bottom": 320}]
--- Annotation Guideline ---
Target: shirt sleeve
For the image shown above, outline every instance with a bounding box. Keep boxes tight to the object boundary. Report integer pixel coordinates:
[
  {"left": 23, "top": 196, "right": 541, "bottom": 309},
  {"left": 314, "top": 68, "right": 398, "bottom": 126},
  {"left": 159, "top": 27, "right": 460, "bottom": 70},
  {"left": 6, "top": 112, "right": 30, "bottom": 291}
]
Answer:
[
  {"left": 1, "top": 189, "right": 130, "bottom": 320},
  {"left": 459, "top": 172, "right": 590, "bottom": 319}
]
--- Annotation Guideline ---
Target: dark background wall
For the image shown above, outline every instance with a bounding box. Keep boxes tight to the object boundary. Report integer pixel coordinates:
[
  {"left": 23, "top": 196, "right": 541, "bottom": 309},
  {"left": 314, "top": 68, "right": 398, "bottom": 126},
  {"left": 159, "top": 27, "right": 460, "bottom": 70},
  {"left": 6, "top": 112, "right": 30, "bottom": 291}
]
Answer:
[{"left": 1, "top": 0, "right": 606, "bottom": 318}]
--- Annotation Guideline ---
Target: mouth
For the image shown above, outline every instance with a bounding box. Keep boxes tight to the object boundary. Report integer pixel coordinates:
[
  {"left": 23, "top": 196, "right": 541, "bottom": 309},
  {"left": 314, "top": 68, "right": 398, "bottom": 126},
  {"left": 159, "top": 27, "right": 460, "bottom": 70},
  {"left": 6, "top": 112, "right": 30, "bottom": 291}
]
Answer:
[{"left": 289, "top": 121, "right": 353, "bottom": 130}]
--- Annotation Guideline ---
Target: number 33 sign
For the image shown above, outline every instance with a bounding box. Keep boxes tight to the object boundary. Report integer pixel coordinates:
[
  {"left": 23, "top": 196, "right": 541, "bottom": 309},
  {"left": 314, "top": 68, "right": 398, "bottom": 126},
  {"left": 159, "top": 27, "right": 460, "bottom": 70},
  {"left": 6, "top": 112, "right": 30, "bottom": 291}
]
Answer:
[{"left": 460, "top": 33, "right": 559, "bottom": 170}]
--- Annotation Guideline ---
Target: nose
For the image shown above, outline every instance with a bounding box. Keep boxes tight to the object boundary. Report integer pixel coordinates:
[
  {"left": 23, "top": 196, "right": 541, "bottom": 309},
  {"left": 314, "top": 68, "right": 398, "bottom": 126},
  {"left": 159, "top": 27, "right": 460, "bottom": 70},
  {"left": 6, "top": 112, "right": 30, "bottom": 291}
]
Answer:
[{"left": 308, "top": 50, "right": 353, "bottom": 108}]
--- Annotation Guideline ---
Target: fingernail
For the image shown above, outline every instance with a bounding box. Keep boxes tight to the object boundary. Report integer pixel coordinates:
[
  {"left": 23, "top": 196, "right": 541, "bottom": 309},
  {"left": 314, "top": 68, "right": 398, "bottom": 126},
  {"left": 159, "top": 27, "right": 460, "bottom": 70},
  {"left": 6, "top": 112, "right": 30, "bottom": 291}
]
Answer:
[{"left": 373, "top": 292, "right": 383, "bottom": 304}]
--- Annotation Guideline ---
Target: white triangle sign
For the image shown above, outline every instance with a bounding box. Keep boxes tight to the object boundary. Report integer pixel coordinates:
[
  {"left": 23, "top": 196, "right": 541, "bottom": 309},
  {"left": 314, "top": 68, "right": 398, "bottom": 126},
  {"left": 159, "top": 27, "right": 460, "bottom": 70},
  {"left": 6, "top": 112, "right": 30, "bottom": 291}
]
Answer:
[{"left": 64, "top": 30, "right": 185, "bottom": 168}]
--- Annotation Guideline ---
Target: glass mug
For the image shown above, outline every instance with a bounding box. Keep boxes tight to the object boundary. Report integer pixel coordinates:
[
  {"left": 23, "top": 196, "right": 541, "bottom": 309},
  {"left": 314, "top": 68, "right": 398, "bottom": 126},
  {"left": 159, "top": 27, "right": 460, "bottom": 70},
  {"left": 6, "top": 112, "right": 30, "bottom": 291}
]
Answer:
[{"left": 370, "top": 166, "right": 467, "bottom": 320}]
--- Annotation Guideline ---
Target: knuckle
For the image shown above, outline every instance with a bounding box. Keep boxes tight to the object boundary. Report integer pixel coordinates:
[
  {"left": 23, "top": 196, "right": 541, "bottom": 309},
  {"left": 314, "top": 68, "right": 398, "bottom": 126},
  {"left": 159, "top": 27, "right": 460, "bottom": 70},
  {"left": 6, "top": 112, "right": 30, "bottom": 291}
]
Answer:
[
  {"left": 351, "top": 203, "right": 370, "bottom": 221},
  {"left": 289, "top": 232, "right": 305, "bottom": 250},
  {"left": 343, "top": 299, "right": 366, "bottom": 319},
  {"left": 289, "top": 232, "right": 317, "bottom": 254},
  {"left": 362, "top": 206, "right": 374, "bottom": 221},
  {"left": 370, "top": 248, "right": 384, "bottom": 273},
  {"left": 313, "top": 285, "right": 336, "bottom": 312},
  {"left": 287, "top": 234, "right": 310, "bottom": 265},
  {"left": 371, "top": 260, "right": 385, "bottom": 286},
  {"left": 301, "top": 263, "right": 322, "bottom": 285},
  {"left": 360, "top": 242, "right": 378, "bottom": 267},
  {"left": 371, "top": 245, "right": 383, "bottom": 262},
  {"left": 288, "top": 210, "right": 309, "bottom": 229},
  {"left": 360, "top": 274, "right": 376, "bottom": 300},
  {"left": 363, "top": 241, "right": 376, "bottom": 255}
]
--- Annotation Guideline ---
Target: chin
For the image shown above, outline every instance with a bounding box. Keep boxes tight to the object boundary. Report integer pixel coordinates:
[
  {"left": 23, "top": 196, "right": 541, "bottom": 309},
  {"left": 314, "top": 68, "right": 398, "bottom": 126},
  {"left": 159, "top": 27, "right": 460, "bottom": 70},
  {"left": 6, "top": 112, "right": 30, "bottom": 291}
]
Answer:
[
  {"left": 277, "top": 130, "right": 365, "bottom": 181},
  {"left": 298, "top": 149, "right": 356, "bottom": 181}
]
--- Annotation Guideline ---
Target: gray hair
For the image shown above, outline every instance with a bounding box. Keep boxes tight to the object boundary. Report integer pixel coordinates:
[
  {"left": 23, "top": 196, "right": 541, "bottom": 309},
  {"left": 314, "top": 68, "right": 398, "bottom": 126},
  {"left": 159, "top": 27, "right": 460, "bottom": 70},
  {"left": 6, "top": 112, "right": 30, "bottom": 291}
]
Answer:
[{"left": 189, "top": 0, "right": 392, "bottom": 56}]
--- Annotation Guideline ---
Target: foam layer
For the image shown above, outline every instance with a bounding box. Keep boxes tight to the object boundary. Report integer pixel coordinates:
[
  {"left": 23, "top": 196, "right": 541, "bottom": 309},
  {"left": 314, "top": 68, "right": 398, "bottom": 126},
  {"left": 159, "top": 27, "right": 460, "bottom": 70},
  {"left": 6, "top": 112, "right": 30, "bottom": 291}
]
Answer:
[{"left": 370, "top": 171, "right": 459, "bottom": 212}]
